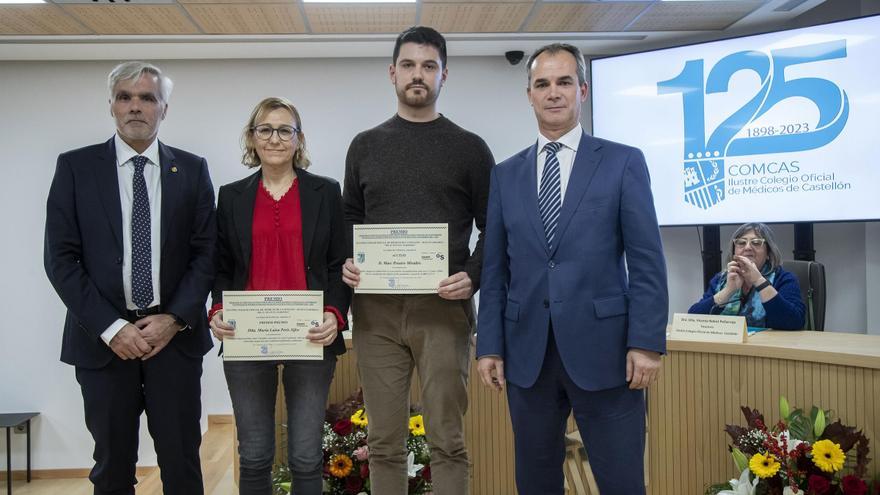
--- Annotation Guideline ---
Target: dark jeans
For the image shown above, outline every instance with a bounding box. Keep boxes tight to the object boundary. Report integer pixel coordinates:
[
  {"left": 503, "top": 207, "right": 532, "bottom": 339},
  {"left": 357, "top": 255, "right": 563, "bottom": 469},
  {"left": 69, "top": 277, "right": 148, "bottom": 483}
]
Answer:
[{"left": 224, "top": 355, "right": 336, "bottom": 495}]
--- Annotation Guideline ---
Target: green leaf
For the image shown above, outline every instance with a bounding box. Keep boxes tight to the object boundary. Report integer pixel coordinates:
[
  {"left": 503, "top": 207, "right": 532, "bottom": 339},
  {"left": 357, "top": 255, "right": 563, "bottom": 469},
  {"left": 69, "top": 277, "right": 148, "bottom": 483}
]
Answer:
[
  {"left": 814, "top": 408, "right": 826, "bottom": 438},
  {"left": 788, "top": 410, "right": 812, "bottom": 442},
  {"left": 732, "top": 447, "right": 750, "bottom": 473},
  {"left": 704, "top": 482, "right": 734, "bottom": 495},
  {"left": 779, "top": 396, "right": 790, "bottom": 422}
]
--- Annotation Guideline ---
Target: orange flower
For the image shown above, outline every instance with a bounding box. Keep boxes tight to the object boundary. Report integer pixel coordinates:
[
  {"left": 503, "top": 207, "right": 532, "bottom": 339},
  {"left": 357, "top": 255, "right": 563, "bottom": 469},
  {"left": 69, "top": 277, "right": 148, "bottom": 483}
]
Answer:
[{"left": 328, "top": 453, "right": 353, "bottom": 478}]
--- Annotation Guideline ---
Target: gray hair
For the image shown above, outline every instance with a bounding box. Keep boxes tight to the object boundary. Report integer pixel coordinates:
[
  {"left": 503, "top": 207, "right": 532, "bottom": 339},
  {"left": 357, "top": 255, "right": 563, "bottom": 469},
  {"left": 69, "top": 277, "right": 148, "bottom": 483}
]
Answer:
[
  {"left": 108, "top": 61, "right": 173, "bottom": 102},
  {"left": 526, "top": 43, "right": 587, "bottom": 87},
  {"left": 727, "top": 223, "right": 783, "bottom": 271}
]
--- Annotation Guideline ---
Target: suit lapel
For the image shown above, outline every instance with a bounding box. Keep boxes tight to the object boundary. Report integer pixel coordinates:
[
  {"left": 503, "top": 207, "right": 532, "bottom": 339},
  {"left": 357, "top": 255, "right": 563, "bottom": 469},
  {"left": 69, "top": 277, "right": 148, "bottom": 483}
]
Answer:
[
  {"left": 96, "top": 137, "right": 124, "bottom": 250},
  {"left": 158, "top": 142, "right": 179, "bottom": 250},
  {"left": 519, "top": 143, "right": 550, "bottom": 255},
  {"left": 233, "top": 172, "right": 260, "bottom": 273},
  {"left": 297, "top": 171, "right": 322, "bottom": 266},
  {"left": 551, "top": 133, "right": 602, "bottom": 257}
]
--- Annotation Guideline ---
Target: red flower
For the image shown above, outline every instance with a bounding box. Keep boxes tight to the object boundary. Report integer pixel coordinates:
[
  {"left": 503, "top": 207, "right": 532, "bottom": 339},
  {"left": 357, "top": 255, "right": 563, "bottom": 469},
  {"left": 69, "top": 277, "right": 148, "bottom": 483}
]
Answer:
[
  {"left": 807, "top": 474, "right": 831, "bottom": 494},
  {"left": 421, "top": 465, "right": 431, "bottom": 483},
  {"left": 344, "top": 475, "right": 364, "bottom": 494},
  {"left": 333, "top": 419, "right": 354, "bottom": 436},
  {"left": 842, "top": 475, "right": 868, "bottom": 495},
  {"left": 359, "top": 462, "right": 369, "bottom": 479}
]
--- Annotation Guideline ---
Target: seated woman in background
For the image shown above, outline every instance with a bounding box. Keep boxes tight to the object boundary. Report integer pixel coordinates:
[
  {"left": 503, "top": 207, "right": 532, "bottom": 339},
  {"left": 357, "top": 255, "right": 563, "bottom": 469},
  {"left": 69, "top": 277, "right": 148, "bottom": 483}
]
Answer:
[{"left": 689, "top": 222, "right": 805, "bottom": 330}]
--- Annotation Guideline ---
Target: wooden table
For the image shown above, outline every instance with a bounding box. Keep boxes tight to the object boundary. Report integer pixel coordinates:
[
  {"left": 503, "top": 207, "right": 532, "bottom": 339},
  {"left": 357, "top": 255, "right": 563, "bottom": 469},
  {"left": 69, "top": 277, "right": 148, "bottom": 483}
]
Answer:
[{"left": 647, "top": 331, "right": 880, "bottom": 495}]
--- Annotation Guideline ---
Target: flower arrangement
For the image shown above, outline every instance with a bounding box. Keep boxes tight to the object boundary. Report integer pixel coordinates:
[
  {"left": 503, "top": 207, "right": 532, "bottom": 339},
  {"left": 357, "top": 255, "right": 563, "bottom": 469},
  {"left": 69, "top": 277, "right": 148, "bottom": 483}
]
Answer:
[
  {"left": 274, "top": 390, "right": 432, "bottom": 494},
  {"left": 706, "top": 396, "right": 878, "bottom": 495}
]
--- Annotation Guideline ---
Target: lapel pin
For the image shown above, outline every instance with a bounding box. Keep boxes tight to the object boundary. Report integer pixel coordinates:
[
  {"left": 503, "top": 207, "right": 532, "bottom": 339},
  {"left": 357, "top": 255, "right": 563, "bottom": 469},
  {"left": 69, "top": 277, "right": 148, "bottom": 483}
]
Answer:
[{"left": 171, "top": 166, "right": 178, "bottom": 173}]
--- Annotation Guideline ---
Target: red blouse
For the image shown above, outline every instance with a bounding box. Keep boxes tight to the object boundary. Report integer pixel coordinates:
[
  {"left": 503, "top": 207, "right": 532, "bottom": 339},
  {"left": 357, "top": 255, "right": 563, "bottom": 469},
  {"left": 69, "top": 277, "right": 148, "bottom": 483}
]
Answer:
[
  {"left": 209, "top": 179, "right": 344, "bottom": 328},
  {"left": 246, "top": 180, "right": 308, "bottom": 291}
]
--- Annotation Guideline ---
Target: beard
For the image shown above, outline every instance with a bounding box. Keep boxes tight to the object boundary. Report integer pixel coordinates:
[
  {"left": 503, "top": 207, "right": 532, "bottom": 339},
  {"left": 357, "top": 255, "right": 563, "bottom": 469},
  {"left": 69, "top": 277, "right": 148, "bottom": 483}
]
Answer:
[{"left": 395, "top": 82, "right": 440, "bottom": 108}]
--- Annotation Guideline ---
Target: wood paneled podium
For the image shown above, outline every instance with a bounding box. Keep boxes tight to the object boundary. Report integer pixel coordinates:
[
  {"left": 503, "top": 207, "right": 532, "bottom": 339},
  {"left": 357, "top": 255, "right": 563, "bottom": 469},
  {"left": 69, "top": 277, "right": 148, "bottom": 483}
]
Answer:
[
  {"left": 256, "top": 331, "right": 880, "bottom": 494},
  {"left": 648, "top": 330, "right": 880, "bottom": 494}
]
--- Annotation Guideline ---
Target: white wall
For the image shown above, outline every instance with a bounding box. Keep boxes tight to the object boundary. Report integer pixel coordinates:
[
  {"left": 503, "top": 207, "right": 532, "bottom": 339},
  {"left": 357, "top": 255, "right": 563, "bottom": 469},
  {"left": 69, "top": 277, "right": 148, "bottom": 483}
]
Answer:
[
  {"left": 0, "top": 56, "right": 535, "bottom": 472},
  {"left": 867, "top": 222, "right": 880, "bottom": 335},
  {"left": 0, "top": 56, "right": 877, "bottom": 473}
]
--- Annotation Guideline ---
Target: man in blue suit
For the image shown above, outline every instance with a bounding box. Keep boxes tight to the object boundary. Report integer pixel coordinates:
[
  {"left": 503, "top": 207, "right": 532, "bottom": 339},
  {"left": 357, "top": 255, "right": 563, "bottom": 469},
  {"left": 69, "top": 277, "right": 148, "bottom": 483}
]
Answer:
[
  {"left": 44, "top": 61, "right": 215, "bottom": 495},
  {"left": 476, "top": 43, "right": 668, "bottom": 494}
]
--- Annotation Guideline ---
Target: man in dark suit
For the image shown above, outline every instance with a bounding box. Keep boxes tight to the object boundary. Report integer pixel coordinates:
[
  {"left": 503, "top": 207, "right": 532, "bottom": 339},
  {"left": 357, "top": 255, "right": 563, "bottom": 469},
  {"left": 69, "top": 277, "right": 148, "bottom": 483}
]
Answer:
[
  {"left": 44, "top": 61, "right": 215, "bottom": 495},
  {"left": 475, "top": 44, "right": 668, "bottom": 495}
]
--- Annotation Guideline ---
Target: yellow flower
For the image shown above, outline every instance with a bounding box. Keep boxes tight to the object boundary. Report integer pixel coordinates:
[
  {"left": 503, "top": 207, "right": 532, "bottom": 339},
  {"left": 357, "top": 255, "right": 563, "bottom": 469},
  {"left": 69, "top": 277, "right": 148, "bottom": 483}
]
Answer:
[
  {"left": 409, "top": 414, "right": 426, "bottom": 436},
  {"left": 351, "top": 408, "right": 368, "bottom": 428},
  {"left": 328, "top": 454, "right": 353, "bottom": 478},
  {"left": 811, "top": 439, "right": 845, "bottom": 473},
  {"left": 749, "top": 452, "right": 781, "bottom": 478}
]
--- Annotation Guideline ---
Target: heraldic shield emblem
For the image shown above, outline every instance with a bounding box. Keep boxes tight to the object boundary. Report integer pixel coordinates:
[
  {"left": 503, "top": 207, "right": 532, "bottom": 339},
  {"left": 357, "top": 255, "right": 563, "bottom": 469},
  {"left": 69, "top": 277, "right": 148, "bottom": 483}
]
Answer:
[{"left": 684, "top": 156, "right": 724, "bottom": 210}]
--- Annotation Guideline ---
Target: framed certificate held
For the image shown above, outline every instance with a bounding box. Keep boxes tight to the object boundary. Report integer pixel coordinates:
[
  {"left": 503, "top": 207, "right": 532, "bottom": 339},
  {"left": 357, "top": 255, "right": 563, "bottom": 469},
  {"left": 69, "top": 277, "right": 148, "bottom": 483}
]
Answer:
[
  {"left": 222, "top": 290, "right": 324, "bottom": 361},
  {"left": 352, "top": 223, "right": 448, "bottom": 294}
]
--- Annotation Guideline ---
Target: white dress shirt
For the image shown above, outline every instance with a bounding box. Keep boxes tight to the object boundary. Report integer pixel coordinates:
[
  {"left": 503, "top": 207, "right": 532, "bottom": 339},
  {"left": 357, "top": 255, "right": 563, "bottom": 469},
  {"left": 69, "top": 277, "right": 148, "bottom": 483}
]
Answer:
[
  {"left": 100, "top": 135, "right": 163, "bottom": 345},
  {"left": 536, "top": 123, "right": 583, "bottom": 203}
]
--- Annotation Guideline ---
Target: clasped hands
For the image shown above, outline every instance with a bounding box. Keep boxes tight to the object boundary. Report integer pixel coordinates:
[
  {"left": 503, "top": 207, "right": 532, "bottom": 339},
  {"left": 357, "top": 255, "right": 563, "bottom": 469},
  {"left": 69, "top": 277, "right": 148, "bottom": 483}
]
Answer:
[
  {"left": 724, "top": 255, "right": 764, "bottom": 289},
  {"left": 109, "top": 313, "right": 181, "bottom": 361},
  {"left": 342, "top": 258, "right": 473, "bottom": 300}
]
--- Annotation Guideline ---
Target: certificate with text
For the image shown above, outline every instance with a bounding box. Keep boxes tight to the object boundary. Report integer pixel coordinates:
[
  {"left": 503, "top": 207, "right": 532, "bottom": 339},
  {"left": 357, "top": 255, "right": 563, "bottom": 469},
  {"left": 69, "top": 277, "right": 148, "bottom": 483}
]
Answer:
[
  {"left": 353, "top": 223, "right": 448, "bottom": 294},
  {"left": 222, "top": 291, "right": 324, "bottom": 361}
]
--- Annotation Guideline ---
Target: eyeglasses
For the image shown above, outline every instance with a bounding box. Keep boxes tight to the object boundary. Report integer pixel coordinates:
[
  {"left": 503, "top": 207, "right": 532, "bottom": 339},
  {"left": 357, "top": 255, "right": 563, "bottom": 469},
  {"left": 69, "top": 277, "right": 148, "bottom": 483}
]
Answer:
[
  {"left": 734, "top": 238, "right": 766, "bottom": 248},
  {"left": 251, "top": 124, "right": 298, "bottom": 141}
]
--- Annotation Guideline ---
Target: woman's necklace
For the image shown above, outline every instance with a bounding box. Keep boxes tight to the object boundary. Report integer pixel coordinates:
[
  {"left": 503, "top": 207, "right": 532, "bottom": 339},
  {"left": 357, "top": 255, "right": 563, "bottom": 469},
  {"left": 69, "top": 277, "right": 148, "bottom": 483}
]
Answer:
[{"left": 263, "top": 174, "right": 296, "bottom": 201}]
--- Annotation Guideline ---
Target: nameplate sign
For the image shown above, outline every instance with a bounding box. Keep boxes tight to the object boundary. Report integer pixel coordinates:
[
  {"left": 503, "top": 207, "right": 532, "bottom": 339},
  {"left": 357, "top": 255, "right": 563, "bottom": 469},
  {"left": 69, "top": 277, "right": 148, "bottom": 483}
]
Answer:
[{"left": 669, "top": 313, "right": 747, "bottom": 343}]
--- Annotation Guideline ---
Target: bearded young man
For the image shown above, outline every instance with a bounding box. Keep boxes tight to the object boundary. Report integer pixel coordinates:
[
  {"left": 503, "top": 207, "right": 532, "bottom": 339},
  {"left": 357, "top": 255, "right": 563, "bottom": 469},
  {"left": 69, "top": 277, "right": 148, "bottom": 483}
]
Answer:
[{"left": 341, "top": 26, "right": 494, "bottom": 495}]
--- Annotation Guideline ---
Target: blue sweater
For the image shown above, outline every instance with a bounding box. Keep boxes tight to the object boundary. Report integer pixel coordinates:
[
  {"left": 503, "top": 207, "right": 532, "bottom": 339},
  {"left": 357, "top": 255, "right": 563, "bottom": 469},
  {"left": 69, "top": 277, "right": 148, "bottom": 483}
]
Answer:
[{"left": 688, "top": 268, "right": 805, "bottom": 330}]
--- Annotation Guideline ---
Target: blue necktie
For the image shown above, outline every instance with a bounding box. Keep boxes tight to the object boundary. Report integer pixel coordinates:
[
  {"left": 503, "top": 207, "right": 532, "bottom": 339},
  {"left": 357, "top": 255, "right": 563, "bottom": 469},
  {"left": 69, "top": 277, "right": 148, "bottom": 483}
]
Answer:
[
  {"left": 131, "top": 155, "right": 153, "bottom": 309},
  {"left": 539, "top": 142, "right": 563, "bottom": 249}
]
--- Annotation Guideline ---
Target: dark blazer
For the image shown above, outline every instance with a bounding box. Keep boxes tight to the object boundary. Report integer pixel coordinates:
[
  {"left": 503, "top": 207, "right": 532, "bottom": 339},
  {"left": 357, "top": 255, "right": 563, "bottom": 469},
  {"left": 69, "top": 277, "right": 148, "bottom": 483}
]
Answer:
[
  {"left": 211, "top": 168, "right": 350, "bottom": 356},
  {"left": 44, "top": 137, "right": 217, "bottom": 369},
  {"left": 476, "top": 132, "right": 669, "bottom": 391}
]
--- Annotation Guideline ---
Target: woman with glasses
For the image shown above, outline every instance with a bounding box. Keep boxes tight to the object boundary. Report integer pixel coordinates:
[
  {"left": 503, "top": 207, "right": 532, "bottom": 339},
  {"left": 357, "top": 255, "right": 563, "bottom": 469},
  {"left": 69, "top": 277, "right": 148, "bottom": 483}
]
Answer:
[
  {"left": 208, "top": 97, "right": 349, "bottom": 494},
  {"left": 688, "top": 222, "right": 805, "bottom": 330}
]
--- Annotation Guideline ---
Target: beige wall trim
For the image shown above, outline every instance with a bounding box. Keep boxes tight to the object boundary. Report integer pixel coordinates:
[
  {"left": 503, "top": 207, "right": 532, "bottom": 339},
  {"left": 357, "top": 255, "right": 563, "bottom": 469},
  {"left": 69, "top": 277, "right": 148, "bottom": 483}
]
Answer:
[
  {"left": 208, "top": 414, "right": 234, "bottom": 426},
  {"left": 0, "top": 466, "right": 157, "bottom": 481}
]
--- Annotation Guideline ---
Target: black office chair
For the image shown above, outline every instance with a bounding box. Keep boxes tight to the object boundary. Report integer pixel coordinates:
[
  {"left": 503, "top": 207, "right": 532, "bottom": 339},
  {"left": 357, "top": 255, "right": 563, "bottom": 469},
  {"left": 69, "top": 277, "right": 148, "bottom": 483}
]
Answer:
[{"left": 780, "top": 260, "right": 826, "bottom": 331}]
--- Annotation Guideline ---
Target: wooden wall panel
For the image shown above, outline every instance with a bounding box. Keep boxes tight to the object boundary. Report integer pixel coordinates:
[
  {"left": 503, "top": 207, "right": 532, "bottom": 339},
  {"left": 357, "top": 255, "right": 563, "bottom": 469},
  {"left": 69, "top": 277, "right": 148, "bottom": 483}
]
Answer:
[
  {"left": 628, "top": 0, "right": 761, "bottom": 31},
  {"left": 421, "top": 3, "right": 533, "bottom": 33},
  {"left": 183, "top": 4, "right": 306, "bottom": 34},
  {"left": 61, "top": 5, "right": 199, "bottom": 35},
  {"left": 0, "top": 5, "right": 91, "bottom": 35}
]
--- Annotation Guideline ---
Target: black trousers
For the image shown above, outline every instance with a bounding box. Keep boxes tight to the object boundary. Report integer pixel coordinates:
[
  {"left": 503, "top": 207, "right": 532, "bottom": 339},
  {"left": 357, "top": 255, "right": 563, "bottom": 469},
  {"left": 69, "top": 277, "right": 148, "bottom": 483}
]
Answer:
[{"left": 75, "top": 345, "right": 204, "bottom": 495}]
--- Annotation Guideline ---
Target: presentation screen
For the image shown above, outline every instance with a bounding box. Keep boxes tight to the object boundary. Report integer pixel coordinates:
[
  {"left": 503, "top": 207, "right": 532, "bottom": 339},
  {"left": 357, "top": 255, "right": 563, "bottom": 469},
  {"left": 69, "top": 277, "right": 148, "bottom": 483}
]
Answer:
[{"left": 591, "top": 15, "right": 880, "bottom": 226}]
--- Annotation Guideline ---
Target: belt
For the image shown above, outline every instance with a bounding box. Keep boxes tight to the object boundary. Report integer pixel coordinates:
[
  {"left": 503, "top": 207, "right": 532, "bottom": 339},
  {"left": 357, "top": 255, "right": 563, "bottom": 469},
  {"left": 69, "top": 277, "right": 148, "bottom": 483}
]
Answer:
[{"left": 125, "top": 305, "right": 161, "bottom": 322}]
